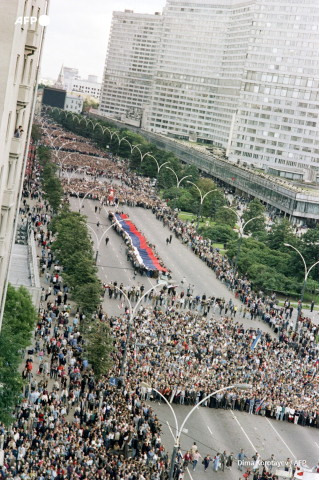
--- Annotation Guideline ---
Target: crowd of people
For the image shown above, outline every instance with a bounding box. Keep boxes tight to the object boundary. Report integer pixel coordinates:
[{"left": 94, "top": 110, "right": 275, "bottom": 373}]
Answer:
[
  {"left": 2, "top": 116, "right": 316, "bottom": 480},
  {"left": 109, "top": 212, "right": 169, "bottom": 279}
]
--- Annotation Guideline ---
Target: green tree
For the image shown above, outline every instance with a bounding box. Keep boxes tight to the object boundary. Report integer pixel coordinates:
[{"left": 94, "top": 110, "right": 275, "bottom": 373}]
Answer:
[
  {"left": 73, "top": 282, "right": 102, "bottom": 315},
  {"left": 42, "top": 175, "right": 63, "bottom": 213},
  {"left": 86, "top": 321, "right": 113, "bottom": 379},
  {"left": 198, "top": 225, "right": 238, "bottom": 244},
  {"left": 51, "top": 214, "right": 94, "bottom": 266},
  {"left": 215, "top": 207, "right": 237, "bottom": 228},
  {"left": 183, "top": 164, "right": 199, "bottom": 182},
  {"left": 267, "top": 219, "right": 297, "bottom": 251},
  {"left": 242, "top": 198, "right": 266, "bottom": 234},
  {"left": 63, "top": 251, "right": 98, "bottom": 289},
  {"left": 31, "top": 124, "right": 42, "bottom": 142},
  {"left": 82, "top": 97, "right": 99, "bottom": 112},
  {"left": 37, "top": 146, "right": 51, "bottom": 166},
  {"left": 0, "top": 285, "right": 37, "bottom": 425}
]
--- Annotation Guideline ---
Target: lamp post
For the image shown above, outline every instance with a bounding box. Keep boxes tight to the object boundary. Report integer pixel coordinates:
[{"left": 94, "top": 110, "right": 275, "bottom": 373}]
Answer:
[
  {"left": 113, "top": 133, "right": 128, "bottom": 156},
  {"left": 68, "top": 185, "right": 100, "bottom": 212},
  {"left": 87, "top": 217, "right": 130, "bottom": 264},
  {"left": 186, "top": 181, "right": 216, "bottom": 233},
  {"left": 129, "top": 143, "right": 142, "bottom": 163},
  {"left": 55, "top": 151, "right": 82, "bottom": 177},
  {"left": 223, "top": 206, "right": 262, "bottom": 277},
  {"left": 61, "top": 164, "right": 90, "bottom": 184},
  {"left": 112, "top": 284, "right": 163, "bottom": 378},
  {"left": 284, "top": 243, "right": 319, "bottom": 330},
  {"left": 141, "top": 382, "right": 252, "bottom": 480},
  {"left": 131, "top": 145, "right": 152, "bottom": 176},
  {"left": 104, "top": 128, "right": 119, "bottom": 154},
  {"left": 146, "top": 154, "right": 170, "bottom": 194},
  {"left": 166, "top": 167, "right": 191, "bottom": 211}
]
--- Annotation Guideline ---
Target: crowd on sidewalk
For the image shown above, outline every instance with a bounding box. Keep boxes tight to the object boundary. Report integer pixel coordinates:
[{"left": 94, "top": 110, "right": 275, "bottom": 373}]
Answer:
[{"left": 1, "top": 116, "right": 313, "bottom": 480}]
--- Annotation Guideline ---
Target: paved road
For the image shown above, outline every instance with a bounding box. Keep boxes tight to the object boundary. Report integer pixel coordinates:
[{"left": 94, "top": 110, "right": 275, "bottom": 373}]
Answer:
[
  {"left": 67, "top": 197, "right": 319, "bottom": 476},
  {"left": 70, "top": 196, "right": 276, "bottom": 334},
  {"left": 151, "top": 402, "right": 319, "bottom": 478}
]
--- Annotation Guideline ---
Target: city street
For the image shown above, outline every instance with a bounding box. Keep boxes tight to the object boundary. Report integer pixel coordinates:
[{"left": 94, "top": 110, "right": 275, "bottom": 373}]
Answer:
[
  {"left": 67, "top": 196, "right": 319, "bottom": 475},
  {"left": 71, "top": 195, "right": 276, "bottom": 332}
]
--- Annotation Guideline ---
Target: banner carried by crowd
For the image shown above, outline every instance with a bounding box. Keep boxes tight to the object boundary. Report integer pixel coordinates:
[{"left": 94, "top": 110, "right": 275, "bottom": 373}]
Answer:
[{"left": 113, "top": 213, "right": 166, "bottom": 272}]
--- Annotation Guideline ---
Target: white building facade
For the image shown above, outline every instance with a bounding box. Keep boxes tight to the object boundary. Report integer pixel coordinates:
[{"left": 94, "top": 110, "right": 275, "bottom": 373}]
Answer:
[
  {"left": 64, "top": 75, "right": 101, "bottom": 100},
  {"left": 0, "top": 0, "right": 47, "bottom": 311},
  {"left": 100, "top": 0, "right": 319, "bottom": 172},
  {"left": 99, "top": 10, "right": 163, "bottom": 123},
  {"left": 228, "top": 0, "right": 319, "bottom": 172},
  {"left": 147, "top": 0, "right": 254, "bottom": 146},
  {"left": 64, "top": 93, "right": 83, "bottom": 113}
]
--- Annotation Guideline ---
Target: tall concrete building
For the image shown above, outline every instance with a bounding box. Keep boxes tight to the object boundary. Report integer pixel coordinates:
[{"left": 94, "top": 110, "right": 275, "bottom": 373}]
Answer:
[
  {"left": 99, "top": 10, "right": 163, "bottom": 125},
  {"left": 229, "top": 0, "right": 319, "bottom": 174},
  {"left": 0, "top": 0, "right": 48, "bottom": 315},
  {"left": 147, "top": 0, "right": 254, "bottom": 145},
  {"left": 100, "top": 0, "right": 319, "bottom": 173}
]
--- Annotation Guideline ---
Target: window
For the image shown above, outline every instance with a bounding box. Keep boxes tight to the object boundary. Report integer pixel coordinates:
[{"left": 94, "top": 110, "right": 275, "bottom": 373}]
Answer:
[
  {"left": 22, "top": 0, "right": 28, "bottom": 30},
  {"left": 14, "top": 55, "right": 20, "bottom": 84},
  {"left": 21, "top": 55, "right": 27, "bottom": 83},
  {"left": 6, "top": 112, "right": 12, "bottom": 142},
  {"left": 28, "top": 59, "right": 33, "bottom": 84}
]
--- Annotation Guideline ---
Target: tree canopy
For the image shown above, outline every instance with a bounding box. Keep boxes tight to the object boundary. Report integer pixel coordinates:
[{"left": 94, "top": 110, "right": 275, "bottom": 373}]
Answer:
[{"left": 0, "top": 285, "right": 37, "bottom": 426}]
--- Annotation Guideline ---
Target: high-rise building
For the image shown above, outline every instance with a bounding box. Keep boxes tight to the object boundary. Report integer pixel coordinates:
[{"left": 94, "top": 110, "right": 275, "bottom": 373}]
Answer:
[
  {"left": 99, "top": 10, "right": 163, "bottom": 124},
  {"left": 0, "top": 0, "right": 47, "bottom": 314},
  {"left": 147, "top": 0, "right": 254, "bottom": 145},
  {"left": 228, "top": 0, "right": 319, "bottom": 173},
  {"left": 100, "top": 0, "right": 319, "bottom": 172}
]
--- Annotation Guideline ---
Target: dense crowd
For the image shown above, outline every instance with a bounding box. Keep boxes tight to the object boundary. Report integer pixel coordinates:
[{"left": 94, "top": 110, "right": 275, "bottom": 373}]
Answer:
[
  {"left": 108, "top": 213, "right": 169, "bottom": 278},
  {"left": 2, "top": 117, "right": 315, "bottom": 480}
]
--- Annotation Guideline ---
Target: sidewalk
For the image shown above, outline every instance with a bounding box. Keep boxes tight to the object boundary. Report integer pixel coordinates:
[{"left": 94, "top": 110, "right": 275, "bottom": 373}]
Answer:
[{"left": 18, "top": 193, "right": 82, "bottom": 422}]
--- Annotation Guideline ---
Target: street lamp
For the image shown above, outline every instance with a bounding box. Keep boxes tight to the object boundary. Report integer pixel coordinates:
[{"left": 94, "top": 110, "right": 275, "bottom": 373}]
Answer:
[
  {"left": 104, "top": 128, "right": 119, "bottom": 154},
  {"left": 112, "top": 284, "right": 164, "bottom": 378},
  {"left": 112, "top": 133, "right": 128, "bottom": 156},
  {"left": 146, "top": 154, "right": 170, "bottom": 194},
  {"left": 141, "top": 382, "right": 252, "bottom": 480},
  {"left": 166, "top": 167, "right": 191, "bottom": 211},
  {"left": 61, "top": 164, "right": 91, "bottom": 184},
  {"left": 223, "top": 206, "right": 262, "bottom": 277},
  {"left": 68, "top": 185, "right": 101, "bottom": 212},
  {"left": 131, "top": 145, "right": 152, "bottom": 176},
  {"left": 187, "top": 180, "right": 216, "bottom": 233},
  {"left": 284, "top": 243, "right": 319, "bottom": 330},
  {"left": 87, "top": 217, "right": 130, "bottom": 263},
  {"left": 55, "top": 151, "right": 81, "bottom": 177}
]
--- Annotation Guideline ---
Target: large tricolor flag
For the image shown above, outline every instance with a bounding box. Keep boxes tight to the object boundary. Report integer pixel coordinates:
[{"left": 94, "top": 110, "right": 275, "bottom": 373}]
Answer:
[{"left": 115, "top": 213, "right": 166, "bottom": 272}]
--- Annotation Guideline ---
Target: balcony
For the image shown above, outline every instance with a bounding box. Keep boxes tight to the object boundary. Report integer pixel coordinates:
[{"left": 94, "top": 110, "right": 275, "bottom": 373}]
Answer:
[
  {"left": 2, "top": 190, "right": 15, "bottom": 208},
  {"left": 10, "top": 137, "right": 23, "bottom": 157},
  {"left": 17, "top": 84, "right": 31, "bottom": 106},
  {"left": 25, "top": 29, "right": 38, "bottom": 53}
]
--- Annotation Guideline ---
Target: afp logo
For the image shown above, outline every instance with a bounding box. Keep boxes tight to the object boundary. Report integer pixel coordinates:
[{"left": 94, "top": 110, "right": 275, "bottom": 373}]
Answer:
[{"left": 15, "top": 15, "right": 50, "bottom": 26}]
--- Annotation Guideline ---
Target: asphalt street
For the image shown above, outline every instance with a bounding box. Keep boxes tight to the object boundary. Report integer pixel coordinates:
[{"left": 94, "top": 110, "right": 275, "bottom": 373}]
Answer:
[{"left": 67, "top": 196, "right": 319, "bottom": 477}]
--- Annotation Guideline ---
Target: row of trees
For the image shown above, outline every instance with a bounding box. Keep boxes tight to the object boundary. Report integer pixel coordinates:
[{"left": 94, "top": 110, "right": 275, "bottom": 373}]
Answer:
[
  {"left": 48, "top": 109, "right": 200, "bottom": 192},
  {"left": 0, "top": 286, "right": 38, "bottom": 425},
  {"left": 50, "top": 205, "right": 113, "bottom": 378},
  {"left": 37, "top": 141, "right": 113, "bottom": 379},
  {"left": 45, "top": 109, "right": 319, "bottom": 297},
  {"left": 38, "top": 146, "right": 63, "bottom": 213}
]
